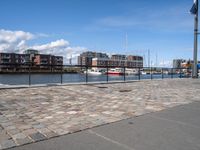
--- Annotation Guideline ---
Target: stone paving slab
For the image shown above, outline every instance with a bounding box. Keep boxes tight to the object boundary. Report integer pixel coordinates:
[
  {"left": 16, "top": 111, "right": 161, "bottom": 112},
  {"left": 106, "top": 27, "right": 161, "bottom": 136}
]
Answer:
[{"left": 0, "top": 78, "right": 200, "bottom": 149}]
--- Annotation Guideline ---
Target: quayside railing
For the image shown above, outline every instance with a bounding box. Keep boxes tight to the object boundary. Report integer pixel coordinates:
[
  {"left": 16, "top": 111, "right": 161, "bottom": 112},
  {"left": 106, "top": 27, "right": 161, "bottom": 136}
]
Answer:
[{"left": 0, "top": 63, "right": 194, "bottom": 86}]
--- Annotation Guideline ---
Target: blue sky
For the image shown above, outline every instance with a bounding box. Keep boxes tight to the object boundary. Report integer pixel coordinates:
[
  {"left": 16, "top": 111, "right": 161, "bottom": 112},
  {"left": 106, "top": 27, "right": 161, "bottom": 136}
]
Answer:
[{"left": 0, "top": 0, "right": 197, "bottom": 66}]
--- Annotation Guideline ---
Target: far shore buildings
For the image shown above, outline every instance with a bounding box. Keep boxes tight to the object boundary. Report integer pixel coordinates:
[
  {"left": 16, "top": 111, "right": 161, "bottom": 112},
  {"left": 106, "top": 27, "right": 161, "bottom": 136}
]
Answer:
[
  {"left": 0, "top": 49, "right": 63, "bottom": 72},
  {"left": 78, "top": 51, "right": 109, "bottom": 66},
  {"left": 78, "top": 51, "right": 143, "bottom": 68}
]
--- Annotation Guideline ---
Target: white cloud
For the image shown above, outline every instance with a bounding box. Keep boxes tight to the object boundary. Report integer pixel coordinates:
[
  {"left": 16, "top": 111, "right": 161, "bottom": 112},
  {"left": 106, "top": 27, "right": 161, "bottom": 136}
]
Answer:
[
  {"left": 0, "top": 29, "right": 88, "bottom": 64},
  {"left": 31, "top": 40, "right": 87, "bottom": 64},
  {"left": 32, "top": 39, "right": 69, "bottom": 51},
  {"left": 0, "top": 29, "right": 34, "bottom": 52},
  {"left": 65, "top": 46, "right": 87, "bottom": 64}
]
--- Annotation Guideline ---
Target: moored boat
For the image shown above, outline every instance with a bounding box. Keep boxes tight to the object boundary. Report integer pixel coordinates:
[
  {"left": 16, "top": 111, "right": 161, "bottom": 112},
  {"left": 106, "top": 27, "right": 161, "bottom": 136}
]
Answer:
[
  {"left": 84, "top": 68, "right": 105, "bottom": 75},
  {"left": 106, "top": 68, "right": 124, "bottom": 75}
]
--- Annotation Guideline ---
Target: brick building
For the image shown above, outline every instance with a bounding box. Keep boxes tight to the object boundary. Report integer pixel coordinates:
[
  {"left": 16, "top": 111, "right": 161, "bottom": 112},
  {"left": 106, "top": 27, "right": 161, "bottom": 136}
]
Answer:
[
  {"left": 0, "top": 50, "right": 63, "bottom": 72},
  {"left": 92, "top": 56, "right": 143, "bottom": 68},
  {"left": 78, "top": 51, "right": 109, "bottom": 66},
  {"left": 111, "top": 54, "right": 126, "bottom": 60}
]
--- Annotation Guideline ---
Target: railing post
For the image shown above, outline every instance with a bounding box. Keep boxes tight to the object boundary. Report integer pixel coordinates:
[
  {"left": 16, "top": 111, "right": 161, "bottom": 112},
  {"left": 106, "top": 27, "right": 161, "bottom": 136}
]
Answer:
[
  {"left": 106, "top": 66, "right": 109, "bottom": 83},
  {"left": 123, "top": 67, "right": 126, "bottom": 82},
  {"left": 179, "top": 68, "right": 182, "bottom": 78},
  {"left": 86, "top": 66, "right": 88, "bottom": 84},
  {"left": 151, "top": 67, "right": 153, "bottom": 80},
  {"left": 138, "top": 68, "right": 140, "bottom": 80},
  {"left": 60, "top": 65, "right": 63, "bottom": 84},
  {"left": 171, "top": 68, "right": 173, "bottom": 78},
  {"left": 162, "top": 68, "right": 164, "bottom": 79},
  {"left": 28, "top": 63, "right": 31, "bottom": 86}
]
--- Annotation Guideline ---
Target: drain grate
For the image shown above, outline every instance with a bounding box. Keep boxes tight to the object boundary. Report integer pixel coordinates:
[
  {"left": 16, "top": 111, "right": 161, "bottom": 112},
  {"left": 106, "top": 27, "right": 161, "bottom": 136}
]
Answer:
[{"left": 119, "top": 89, "right": 132, "bottom": 92}]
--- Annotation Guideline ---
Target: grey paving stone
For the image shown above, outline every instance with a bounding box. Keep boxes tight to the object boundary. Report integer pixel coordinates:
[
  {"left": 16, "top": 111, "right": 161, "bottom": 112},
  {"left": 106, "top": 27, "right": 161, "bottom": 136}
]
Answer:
[
  {"left": 0, "top": 131, "right": 11, "bottom": 141},
  {"left": 15, "top": 137, "right": 32, "bottom": 146},
  {"left": 29, "top": 132, "right": 47, "bottom": 142},
  {"left": 12, "top": 133, "right": 27, "bottom": 140},
  {"left": 43, "top": 131, "right": 58, "bottom": 138},
  {"left": 7, "top": 129, "right": 21, "bottom": 135},
  {"left": 32, "top": 124, "right": 45, "bottom": 129},
  {"left": 0, "top": 139, "right": 16, "bottom": 149}
]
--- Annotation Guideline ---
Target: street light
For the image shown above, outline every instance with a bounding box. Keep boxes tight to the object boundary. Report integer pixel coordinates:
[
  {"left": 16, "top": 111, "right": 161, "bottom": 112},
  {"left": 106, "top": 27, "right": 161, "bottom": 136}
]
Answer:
[{"left": 190, "top": 0, "right": 199, "bottom": 78}]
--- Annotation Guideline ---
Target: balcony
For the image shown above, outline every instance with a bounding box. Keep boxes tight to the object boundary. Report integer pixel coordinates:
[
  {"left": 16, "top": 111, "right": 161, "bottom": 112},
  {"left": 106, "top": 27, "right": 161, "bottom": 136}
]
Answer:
[{"left": 1, "top": 55, "right": 11, "bottom": 59}]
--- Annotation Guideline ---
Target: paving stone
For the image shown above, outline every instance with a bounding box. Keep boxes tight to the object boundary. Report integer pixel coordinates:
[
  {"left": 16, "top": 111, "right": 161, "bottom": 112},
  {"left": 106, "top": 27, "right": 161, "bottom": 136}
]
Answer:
[
  {"left": 43, "top": 131, "right": 58, "bottom": 138},
  {"left": 0, "top": 139, "right": 16, "bottom": 149},
  {"left": 32, "top": 124, "right": 45, "bottom": 129},
  {"left": 7, "top": 129, "right": 21, "bottom": 135},
  {"left": 22, "top": 129, "right": 38, "bottom": 136},
  {"left": 15, "top": 137, "right": 32, "bottom": 145},
  {"left": 12, "top": 133, "right": 26, "bottom": 140},
  {"left": 4, "top": 125, "right": 16, "bottom": 130},
  {"left": 54, "top": 129, "right": 69, "bottom": 135},
  {"left": 0, "top": 131, "right": 11, "bottom": 141},
  {"left": 29, "top": 132, "right": 46, "bottom": 142},
  {"left": 18, "top": 125, "right": 32, "bottom": 130}
]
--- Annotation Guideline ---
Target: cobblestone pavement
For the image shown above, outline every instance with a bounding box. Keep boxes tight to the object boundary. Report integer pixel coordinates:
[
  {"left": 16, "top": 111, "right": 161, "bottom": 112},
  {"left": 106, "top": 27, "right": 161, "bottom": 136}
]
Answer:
[{"left": 0, "top": 78, "right": 200, "bottom": 149}]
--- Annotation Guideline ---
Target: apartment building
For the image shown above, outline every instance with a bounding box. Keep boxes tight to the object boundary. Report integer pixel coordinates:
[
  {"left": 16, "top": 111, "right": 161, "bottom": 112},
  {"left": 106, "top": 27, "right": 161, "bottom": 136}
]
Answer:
[
  {"left": 111, "top": 54, "right": 126, "bottom": 60},
  {"left": 0, "top": 50, "right": 63, "bottom": 71},
  {"left": 92, "top": 57, "right": 143, "bottom": 68},
  {"left": 78, "top": 51, "right": 109, "bottom": 66},
  {"left": 91, "top": 54, "right": 143, "bottom": 68}
]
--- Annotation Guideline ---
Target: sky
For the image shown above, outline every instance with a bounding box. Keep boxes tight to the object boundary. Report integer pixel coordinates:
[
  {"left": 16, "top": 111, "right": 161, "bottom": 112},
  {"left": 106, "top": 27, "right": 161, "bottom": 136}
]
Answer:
[{"left": 0, "top": 0, "right": 197, "bottom": 66}]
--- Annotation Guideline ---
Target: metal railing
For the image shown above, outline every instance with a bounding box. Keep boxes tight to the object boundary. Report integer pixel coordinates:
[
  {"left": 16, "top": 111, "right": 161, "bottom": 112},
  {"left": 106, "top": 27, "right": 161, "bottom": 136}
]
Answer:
[{"left": 0, "top": 63, "right": 194, "bottom": 86}]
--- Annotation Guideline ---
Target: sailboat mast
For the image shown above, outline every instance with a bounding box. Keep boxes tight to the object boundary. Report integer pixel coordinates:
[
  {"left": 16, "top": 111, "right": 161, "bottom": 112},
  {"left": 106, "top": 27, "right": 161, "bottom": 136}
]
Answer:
[
  {"left": 148, "top": 49, "right": 150, "bottom": 68},
  {"left": 125, "top": 33, "right": 128, "bottom": 52}
]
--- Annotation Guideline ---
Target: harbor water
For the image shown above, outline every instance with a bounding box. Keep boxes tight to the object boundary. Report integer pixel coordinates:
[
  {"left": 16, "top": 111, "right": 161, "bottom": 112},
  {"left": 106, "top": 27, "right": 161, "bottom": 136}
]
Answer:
[{"left": 0, "top": 73, "right": 183, "bottom": 85}]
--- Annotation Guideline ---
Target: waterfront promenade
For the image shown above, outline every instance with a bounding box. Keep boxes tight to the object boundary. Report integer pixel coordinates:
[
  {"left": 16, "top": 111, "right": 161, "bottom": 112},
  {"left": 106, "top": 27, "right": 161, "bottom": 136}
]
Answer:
[{"left": 0, "top": 78, "right": 200, "bottom": 149}]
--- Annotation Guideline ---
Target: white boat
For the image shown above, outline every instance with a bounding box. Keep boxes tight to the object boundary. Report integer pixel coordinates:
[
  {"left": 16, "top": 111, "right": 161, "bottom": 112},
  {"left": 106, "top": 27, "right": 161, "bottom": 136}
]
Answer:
[
  {"left": 84, "top": 68, "right": 105, "bottom": 75},
  {"left": 125, "top": 68, "right": 138, "bottom": 75},
  {"left": 125, "top": 69, "right": 147, "bottom": 75},
  {"left": 141, "top": 71, "right": 147, "bottom": 75},
  {"left": 106, "top": 68, "right": 125, "bottom": 75}
]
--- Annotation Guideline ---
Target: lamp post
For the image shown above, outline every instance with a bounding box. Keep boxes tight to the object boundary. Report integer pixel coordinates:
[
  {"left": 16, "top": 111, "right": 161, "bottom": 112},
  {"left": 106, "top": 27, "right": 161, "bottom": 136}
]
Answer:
[{"left": 191, "top": 0, "right": 199, "bottom": 78}]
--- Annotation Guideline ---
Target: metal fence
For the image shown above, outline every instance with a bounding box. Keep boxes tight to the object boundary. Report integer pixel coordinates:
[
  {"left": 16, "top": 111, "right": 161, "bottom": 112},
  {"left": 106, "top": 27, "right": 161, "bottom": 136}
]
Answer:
[{"left": 0, "top": 64, "right": 194, "bottom": 85}]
